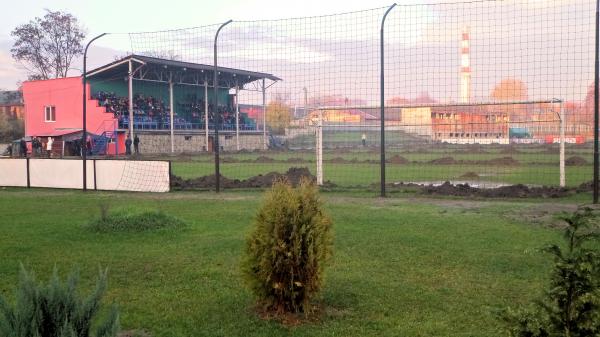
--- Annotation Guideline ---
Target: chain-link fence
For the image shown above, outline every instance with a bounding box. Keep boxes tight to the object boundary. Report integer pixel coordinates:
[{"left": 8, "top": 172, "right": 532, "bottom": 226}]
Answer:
[{"left": 71, "top": 0, "right": 599, "bottom": 193}]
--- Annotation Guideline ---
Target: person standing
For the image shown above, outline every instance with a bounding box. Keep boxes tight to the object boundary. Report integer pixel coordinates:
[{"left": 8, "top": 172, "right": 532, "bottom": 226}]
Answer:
[
  {"left": 125, "top": 135, "right": 132, "bottom": 155},
  {"left": 46, "top": 137, "right": 54, "bottom": 158},
  {"left": 133, "top": 135, "right": 140, "bottom": 154},
  {"left": 20, "top": 138, "right": 27, "bottom": 157},
  {"left": 361, "top": 133, "right": 367, "bottom": 147}
]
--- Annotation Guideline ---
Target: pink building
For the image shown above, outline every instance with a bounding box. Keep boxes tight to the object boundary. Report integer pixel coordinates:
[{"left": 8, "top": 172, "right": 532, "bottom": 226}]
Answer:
[{"left": 22, "top": 76, "right": 124, "bottom": 155}]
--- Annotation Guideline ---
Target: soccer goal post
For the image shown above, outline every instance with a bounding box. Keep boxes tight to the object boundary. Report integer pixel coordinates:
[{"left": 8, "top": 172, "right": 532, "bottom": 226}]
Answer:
[{"left": 313, "top": 98, "right": 566, "bottom": 187}]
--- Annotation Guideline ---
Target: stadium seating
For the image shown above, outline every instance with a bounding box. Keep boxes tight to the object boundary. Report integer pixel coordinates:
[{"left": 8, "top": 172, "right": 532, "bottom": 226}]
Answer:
[{"left": 93, "top": 91, "right": 256, "bottom": 131}]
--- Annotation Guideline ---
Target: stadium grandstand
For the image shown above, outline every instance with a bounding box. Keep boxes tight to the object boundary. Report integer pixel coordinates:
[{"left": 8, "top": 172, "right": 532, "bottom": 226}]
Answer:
[{"left": 21, "top": 55, "right": 280, "bottom": 156}]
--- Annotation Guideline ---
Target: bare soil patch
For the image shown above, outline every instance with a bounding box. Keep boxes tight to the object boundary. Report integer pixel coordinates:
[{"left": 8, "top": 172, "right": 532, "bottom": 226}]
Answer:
[
  {"left": 460, "top": 172, "right": 480, "bottom": 179},
  {"left": 171, "top": 167, "right": 336, "bottom": 190},
  {"left": 565, "top": 155, "right": 588, "bottom": 166},
  {"left": 387, "top": 155, "right": 409, "bottom": 164}
]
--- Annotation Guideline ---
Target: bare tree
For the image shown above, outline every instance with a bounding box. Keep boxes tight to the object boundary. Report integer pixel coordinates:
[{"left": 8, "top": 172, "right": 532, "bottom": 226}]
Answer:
[{"left": 11, "top": 10, "right": 86, "bottom": 80}]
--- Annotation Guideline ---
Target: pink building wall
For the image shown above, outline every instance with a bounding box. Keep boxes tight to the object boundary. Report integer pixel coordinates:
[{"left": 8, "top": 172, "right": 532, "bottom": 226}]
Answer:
[{"left": 22, "top": 77, "right": 124, "bottom": 154}]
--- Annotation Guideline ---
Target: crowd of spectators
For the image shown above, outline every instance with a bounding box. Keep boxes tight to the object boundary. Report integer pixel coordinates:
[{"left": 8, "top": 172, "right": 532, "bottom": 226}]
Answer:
[
  {"left": 95, "top": 91, "right": 167, "bottom": 119},
  {"left": 94, "top": 91, "right": 245, "bottom": 129}
]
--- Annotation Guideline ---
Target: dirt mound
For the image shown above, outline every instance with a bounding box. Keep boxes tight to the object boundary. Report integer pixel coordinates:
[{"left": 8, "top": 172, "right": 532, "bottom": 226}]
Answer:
[
  {"left": 171, "top": 167, "right": 335, "bottom": 190},
  {"left": 483, "top": 156, "right": 520, "bottom": 166},
  {"left": 387, "top": 155, "right": 409, "bottom": 164},
  {"left": 220, "top": 157, "right": 239, "bottom": 163},
  {"left": 565, "top": 156, "right": 588, "bottom": 166},
  {"left": 253, "top": 156, "right": 276, "bottom": 163},
  {"left": 420, "top": 181, "right": 571, "bottom": 198},
  {"left": 429, "top": 157, "right": 457, "bottom": 165},
  {"left": 459, "top": 172, "right": 480, "bottom": 179},
  {"left": 328, "top": 157, "right": 350, "bottom": 164}
]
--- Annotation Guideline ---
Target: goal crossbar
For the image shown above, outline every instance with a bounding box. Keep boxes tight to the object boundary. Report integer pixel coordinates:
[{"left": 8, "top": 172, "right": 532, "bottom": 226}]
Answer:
[{"left": 313, "top": 99, "right": 563, "bottom": 111}]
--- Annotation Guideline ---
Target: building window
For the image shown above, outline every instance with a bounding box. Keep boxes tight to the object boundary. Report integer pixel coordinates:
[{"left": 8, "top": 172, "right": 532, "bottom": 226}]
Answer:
[
  {"left": 44, "top": 106, "right": 56, "bottom": 122},
  {"left": 184, "top": 136, "right": 192, "bottom": 141}
]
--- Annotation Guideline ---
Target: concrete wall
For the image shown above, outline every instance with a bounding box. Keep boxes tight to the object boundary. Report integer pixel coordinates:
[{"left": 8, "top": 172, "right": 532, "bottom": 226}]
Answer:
[
  {"left": 135, "top": 132, "right": 264, "bottom": 153},
  {"left": 0, "top": 158, "right": 169, "bottom": 192},
  {"left": 0, "top": 159, "right": 28, "bottom": 187}
]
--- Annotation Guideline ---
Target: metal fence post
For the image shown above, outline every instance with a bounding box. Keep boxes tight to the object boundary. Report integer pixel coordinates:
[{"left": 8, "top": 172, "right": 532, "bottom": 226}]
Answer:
[
  {"left": 82, "top": 33, "right": 107, "bottom": 192},
  {"left": 594, "top": 0, "right": 599, "bottom": 203},
  {"left": 213, "top": 20, "right": 233, "bottom": 193},
  {"left": 380, "top": 4, "right": 396, "bottom": 198}
]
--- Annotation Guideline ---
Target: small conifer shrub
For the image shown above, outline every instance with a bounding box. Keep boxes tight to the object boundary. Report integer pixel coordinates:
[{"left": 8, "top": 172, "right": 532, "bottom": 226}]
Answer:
[
  {"left": 500, "top": 207, "right": 600, "bottom": 337},
  {"left": 242, "top": 178, "right": 333, "bottom": 316},
  {"left": 0, "top": 265, "right": 119, "bottom": 337}
]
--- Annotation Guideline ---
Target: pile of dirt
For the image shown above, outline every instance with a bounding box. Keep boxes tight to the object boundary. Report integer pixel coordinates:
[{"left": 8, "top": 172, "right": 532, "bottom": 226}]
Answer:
[
  {"left": 171, "top": 167, "right": 335, "bottom": 190},
  {"left": 459, "top": 172, "right": 480, "bottom": 179},
  {"left": 565, "top": 156, "right": 588, "bottom": 166},
  {"left": 420, "top": 181, "right": 572, "bottom": 198},
  {"left": 220, "top": 157, "right": 239, "bottom": 163},
  {"left": 253, "top": 156, "right": 276, "bottom": 163},
  {"left": 387, "top": 154, "right": 409, "bottom": 164},
  {"left": 328, "top": 157, "right": 351, "bottom": 164},
  {"left": 429, "top": 157, "right": 457, "bottom": 165}
]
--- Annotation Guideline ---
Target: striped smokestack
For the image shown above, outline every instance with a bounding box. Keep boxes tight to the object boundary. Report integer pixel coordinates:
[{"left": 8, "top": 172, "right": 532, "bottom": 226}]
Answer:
[{"left": 460, "top": 26, "right": 471, "bottom": 103}]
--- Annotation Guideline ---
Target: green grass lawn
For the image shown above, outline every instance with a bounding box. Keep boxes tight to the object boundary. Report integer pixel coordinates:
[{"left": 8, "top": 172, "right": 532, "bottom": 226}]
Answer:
[
  {"left": 172, "top": 160, "right": 592, "bottom": 187},
  {"left": 0, "top": 188, "right": 582, "bottom": 336},
  {"left": 161, "top": 143, "right": 594, "bottom": 188}
]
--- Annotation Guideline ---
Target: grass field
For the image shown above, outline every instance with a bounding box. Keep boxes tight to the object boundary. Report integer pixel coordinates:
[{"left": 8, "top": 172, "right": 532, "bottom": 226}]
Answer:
[
  {"left": 167, "top": 143, "right": 594, "bottom": 187},
  {"left": 0, "top": 188, "right": 590, "bottom": 336}
]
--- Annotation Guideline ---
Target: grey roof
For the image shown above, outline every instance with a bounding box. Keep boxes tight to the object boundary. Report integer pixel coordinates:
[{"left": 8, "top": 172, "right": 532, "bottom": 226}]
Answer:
[
  {"left": 0, "top": 91, "right": 23, "bottom": 106},
  {"left": 87, "top": 54, "right": 281, "bottom": 88}
]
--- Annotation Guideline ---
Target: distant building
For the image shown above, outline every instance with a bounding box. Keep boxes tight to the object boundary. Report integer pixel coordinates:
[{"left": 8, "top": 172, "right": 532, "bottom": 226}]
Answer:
[
  {"left": 431, "top": 107, "right": 509, "bottom": 144},
  {"left": 0, "top": 90, "right": 25, "bottom": 119},
  {"left": 306, "top": 109, "right": 377, "bottom": 125},
  {"left": 400, "top": 107, "right": 432, "bottom": 136}
]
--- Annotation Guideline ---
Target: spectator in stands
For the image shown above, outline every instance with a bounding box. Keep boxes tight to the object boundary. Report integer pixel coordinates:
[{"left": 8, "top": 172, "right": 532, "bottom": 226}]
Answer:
[
  {"left": 125, "top": 135, "right": 132, "bottom": 155},
  {"left": 20, "top": 138, "right": 27, "bottom": 157},
  {"left": 134, "top": 135, "right": 140, "bottom": 154},
  {"left": 46, "top": 137, "right": 54, "bottom": 158}
]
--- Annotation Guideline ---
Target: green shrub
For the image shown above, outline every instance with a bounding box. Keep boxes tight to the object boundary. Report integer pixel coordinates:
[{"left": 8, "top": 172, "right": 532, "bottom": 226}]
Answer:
[
  {"left": 0, "top": 265, "right": 119, "bottom": 337},
  {"left": 499, "top": 207, "right": 600, "bottom": 337},
  {"left": 242, "top": 178, "right": 333, "bottom": 315},
  {"left": 86, "top": 209, "right": 186, "bottom": 233}
]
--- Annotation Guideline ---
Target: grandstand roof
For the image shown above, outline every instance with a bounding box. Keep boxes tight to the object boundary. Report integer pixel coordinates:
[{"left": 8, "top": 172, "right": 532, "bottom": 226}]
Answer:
[{"left": 87, "top": 54, "right": 281, "bottom": 88}]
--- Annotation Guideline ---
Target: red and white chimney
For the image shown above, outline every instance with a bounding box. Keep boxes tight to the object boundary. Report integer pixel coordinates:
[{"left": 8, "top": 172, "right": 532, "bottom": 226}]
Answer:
[{"left": 460, "top": 26, "right": 471, "bottom": 103}]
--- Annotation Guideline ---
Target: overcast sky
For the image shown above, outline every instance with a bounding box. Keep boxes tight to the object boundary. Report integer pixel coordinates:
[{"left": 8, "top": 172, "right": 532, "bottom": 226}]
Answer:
[
  {"left": 0, "top": 0, "right": 400, "bottom": 89},
  {"left": 0, "top": 0, "right": 595, "bottom": 106}
]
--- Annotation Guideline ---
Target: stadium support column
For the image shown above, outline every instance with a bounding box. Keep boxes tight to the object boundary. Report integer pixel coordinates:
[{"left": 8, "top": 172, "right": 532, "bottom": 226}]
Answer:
[
  {"left": 169, "top": 80, "right": 174, "bottom": 153},
  {"left": 82, "top": 32, "right": 107, "bottom": 192},
  {"left": 204, "top": 80, "right": 209, "bottom": 152},
  {"left": 128, "top": 60, "right": 134, "bottom": 140},
  {"left": 560, "top": 103, "right": 566, "bottom": 187},
  {"left": 380, "top": 3, "right": 396, "bottom": 198},
  {"left": 235, "top": 83, "right": 240, "bottom": 151},
  {"left": 262, "top": 78, "right": 267, "bottom": 150}
]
